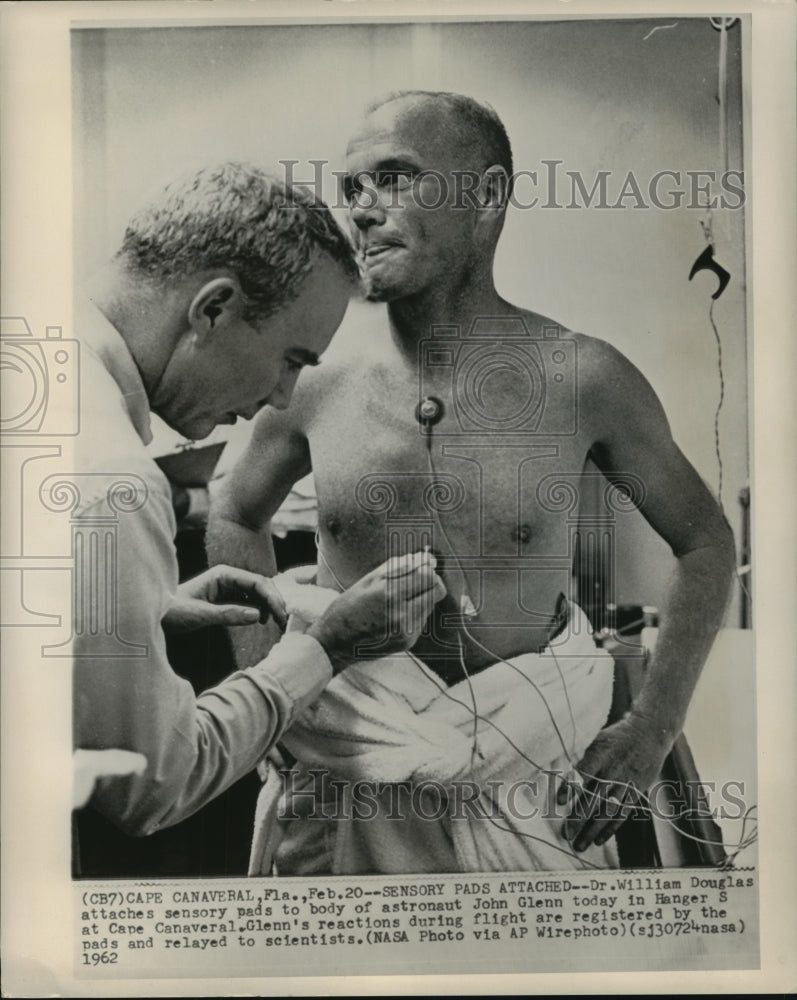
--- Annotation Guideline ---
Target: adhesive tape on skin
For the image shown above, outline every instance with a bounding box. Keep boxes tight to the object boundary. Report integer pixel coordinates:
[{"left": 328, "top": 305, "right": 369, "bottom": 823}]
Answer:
[{"left": 460, "top": 593, "right": 478, "bottom": 617}]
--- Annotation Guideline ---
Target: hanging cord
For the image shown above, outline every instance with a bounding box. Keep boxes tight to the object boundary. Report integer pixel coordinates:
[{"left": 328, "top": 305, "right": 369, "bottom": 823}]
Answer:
[
  {"left": 717, "top": 17, "right": 729, "bottom": 181},
  {"left": 707, "top": 17, "right": 755, "bottom": 626},
  {"left": 712, "top": 17, "right": 729, "bottom": 512},
  {"left": 423, "top": 438, "right": 578, "bottom": 769},
  {"left": 422, "top": 436, "right": 483, "bottom": 762},
  {"left": 709, "top": 298, "right": 726, "bottom": 512}
]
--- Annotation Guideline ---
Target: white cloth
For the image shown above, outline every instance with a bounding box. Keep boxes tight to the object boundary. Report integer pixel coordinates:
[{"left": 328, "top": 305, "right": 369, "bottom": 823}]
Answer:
[{"left": 249, "top": 577, "right": 617, "bottom": 874}]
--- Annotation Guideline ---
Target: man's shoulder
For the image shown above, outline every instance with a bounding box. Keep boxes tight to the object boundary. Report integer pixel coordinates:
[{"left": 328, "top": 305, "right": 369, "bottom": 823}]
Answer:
[
  {"left": 570, "top": 330, "right": 628, "bottom": 372},
  {"left": 560, "top": 330, "right": 667, "bottom": 443},
  {"left": 505, "top": 309, "right": 630, "bottom": 383},
  {"left": 527, "top": 325, "right": 632, "bottom": 388},
  {"left": 506, "top": 313, "right": 646, "bottom": 425}
]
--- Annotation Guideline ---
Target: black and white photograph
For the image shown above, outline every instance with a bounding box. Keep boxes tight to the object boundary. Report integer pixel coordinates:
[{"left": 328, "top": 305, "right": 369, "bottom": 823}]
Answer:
[{"left": 1, "top": 0, "right": 795, "bottom": 994}]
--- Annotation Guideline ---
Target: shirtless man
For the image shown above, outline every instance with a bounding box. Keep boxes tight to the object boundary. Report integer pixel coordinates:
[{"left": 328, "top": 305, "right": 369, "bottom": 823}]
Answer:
[{"left": 206, "top": 91, "right": 735, "bottom": 860}]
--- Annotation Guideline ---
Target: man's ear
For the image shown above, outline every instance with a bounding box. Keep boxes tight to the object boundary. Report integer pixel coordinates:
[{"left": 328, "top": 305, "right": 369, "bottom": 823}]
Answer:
[
  {"left": 187, "top": 277, "right": 242, "bottom": 341},
  {"left": 477, "top": 165, "right": 510, "bottom": 212}
]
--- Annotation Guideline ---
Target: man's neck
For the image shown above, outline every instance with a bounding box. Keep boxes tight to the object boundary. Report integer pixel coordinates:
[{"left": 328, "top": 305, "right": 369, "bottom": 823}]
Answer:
[
  {"left": 386, "top": 273, "right": 509, "bottom": 359},
  {"left": 84, "top": 263, "right": 183, "bottom": 401}
]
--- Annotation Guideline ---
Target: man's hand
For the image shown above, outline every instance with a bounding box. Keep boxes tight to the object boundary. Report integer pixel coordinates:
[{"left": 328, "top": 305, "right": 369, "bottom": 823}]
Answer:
[
  {"left": 557, "top": 709, "right": 672, "bottom": 852},
  {"left": 162, "top": 565, "right": 288, "bottom": 633},
  {"left": 308, "top": 550, "right": 446, "bottom": 673}
]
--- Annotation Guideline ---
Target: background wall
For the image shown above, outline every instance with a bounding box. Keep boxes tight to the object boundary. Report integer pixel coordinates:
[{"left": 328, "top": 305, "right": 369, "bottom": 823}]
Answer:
[{"left": 72, "top": 16, "right": 749, "bottom": 622}]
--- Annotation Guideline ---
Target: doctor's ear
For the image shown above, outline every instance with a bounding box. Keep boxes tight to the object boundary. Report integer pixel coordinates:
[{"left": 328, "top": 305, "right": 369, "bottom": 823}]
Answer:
[{"left": 187, "top": 277, "right": 241, "bottom": 339}]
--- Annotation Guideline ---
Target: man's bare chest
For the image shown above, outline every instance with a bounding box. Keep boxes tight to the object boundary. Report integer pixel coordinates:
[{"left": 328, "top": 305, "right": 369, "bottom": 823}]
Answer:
[{"left": 306, "top": 366, "right": 593, "bottom": 561}]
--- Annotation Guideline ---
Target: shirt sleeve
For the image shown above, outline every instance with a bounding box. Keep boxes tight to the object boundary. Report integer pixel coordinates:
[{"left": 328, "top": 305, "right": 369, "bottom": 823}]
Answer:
[{"left": 73, "top": 480, "right": 332, "bottom": 837}]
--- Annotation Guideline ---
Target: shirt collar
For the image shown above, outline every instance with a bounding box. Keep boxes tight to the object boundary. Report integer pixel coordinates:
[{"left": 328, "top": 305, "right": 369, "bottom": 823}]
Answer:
[{"left": 79, "top": 298, "right": 154, "bottom": 445}]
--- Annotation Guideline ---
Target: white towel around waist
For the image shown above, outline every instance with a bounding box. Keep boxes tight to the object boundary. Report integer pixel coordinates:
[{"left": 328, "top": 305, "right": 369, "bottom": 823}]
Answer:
[{"left": 249, "top": 577, "right": 617, "bottom": 875}]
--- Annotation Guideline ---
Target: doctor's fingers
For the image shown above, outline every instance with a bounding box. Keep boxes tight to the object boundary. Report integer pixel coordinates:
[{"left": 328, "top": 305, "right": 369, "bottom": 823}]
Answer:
[
  {"left": 402, "top": 588, "right": 443, "bottom": 637},
  {"left": 387, "top": 563, "right": 445, "bottom": 605},
  {"left": 212, "top": 568, "right": 288, "bottom": 628},
  {"left": 381, "top": 549, "right": 438, "bottom": 580}
]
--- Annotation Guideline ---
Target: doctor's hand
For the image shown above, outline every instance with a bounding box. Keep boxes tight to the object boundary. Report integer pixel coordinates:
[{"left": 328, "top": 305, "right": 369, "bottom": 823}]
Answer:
[
  {"left": 162, "top": 565, "right": 288, "bottom": 633},
  {"left": 556, "top": 709, "right": 671, "bottom": 852},
  {"left": 308, "top": 551, "right": 446, "bottom": 674}
]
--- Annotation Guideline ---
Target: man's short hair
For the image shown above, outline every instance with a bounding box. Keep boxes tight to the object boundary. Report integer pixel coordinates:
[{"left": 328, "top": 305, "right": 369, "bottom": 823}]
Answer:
[
  {"left": 118, "top": 162, "right": 358, "bottom": 322},
  {"left": 367, "top": 90, "right": 514, "bottom": 179}
]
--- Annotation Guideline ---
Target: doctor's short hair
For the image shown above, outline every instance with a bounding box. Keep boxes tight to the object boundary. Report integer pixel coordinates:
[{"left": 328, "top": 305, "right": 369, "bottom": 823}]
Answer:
[{"left": 117, "top": 162, "right": 359, "bottom": 321}]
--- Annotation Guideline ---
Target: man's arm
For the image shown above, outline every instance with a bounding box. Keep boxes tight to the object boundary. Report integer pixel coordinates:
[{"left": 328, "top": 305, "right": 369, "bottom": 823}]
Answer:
[
  {"left": 74, "top": 479, "right": 331, "bottom": 837},
  {"left": 205, "top": 405, "right": 312, "bottom": 666},
  {"left": 561, "top": 337, "right": 736, "bottom": 851},
  {"left": 76, "top": 476, "right": 444, "bottom": 837}
]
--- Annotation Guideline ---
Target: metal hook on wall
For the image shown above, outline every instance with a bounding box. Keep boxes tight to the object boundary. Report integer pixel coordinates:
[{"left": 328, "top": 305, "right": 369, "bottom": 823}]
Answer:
[{"left": 688, "top": 244, "right": 731, "bottom": 300}]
